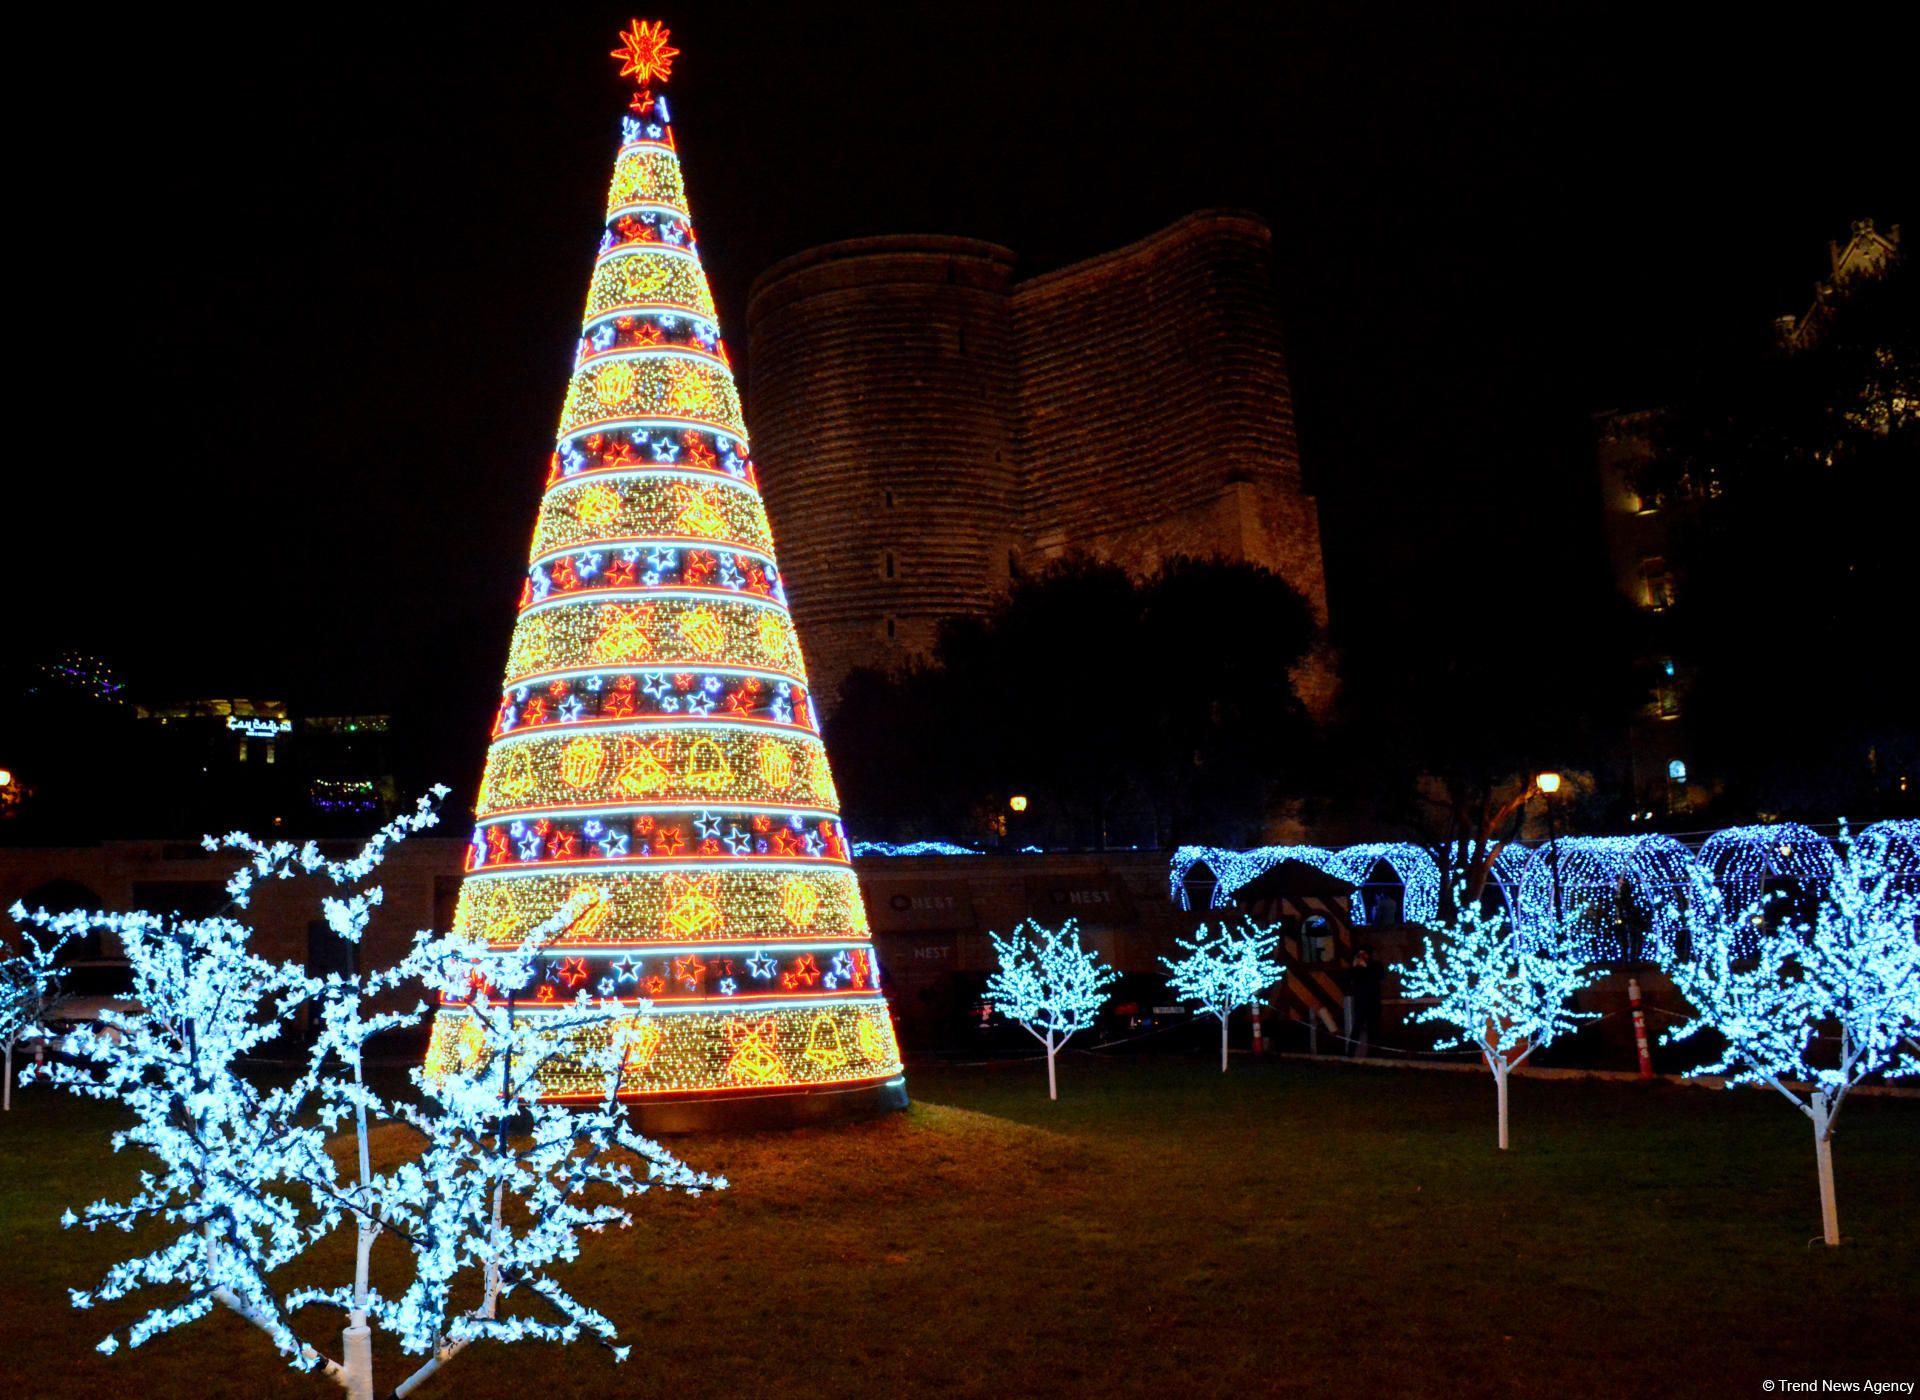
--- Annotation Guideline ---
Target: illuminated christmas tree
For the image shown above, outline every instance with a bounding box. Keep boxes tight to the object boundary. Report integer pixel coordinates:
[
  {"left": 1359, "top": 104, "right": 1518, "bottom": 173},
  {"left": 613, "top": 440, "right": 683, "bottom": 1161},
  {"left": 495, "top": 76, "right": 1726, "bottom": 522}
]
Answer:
[{"left": 424, "top": 21, "right": 905, "bottom": 1126}]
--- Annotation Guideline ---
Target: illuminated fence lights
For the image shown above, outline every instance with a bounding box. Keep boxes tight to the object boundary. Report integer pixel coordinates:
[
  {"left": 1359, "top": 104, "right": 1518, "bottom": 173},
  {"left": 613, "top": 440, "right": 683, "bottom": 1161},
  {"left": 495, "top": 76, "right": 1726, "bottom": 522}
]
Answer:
[
  {"left": 852, "top": 841, "right": 982, "bottom": 857},
  {"left": 423, "top": 29, "right": 902, "bottom": 1103}
]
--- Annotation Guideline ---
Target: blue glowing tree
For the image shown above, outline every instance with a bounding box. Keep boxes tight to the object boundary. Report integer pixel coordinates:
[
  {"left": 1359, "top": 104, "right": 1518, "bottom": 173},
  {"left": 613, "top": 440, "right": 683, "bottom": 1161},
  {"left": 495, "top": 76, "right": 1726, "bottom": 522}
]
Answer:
[
  {"left": 1664, "top": 830, "right": 1920, "bottom": 1246},
  {"left": 985, "top": 919, "right": 1119, "bottom": 1100},
  {"left": 1161, "top": 920, "right": 1282, "bottom": 1072},
  {"left": 11, "top": 792, "right": 720, "bottom": 1400},
  {"left": 1399, "top": 893, "right": 1594, "bottom": 1149},
  {"left": 0, "top": 923, "right": 70, "bottom": 1111}
]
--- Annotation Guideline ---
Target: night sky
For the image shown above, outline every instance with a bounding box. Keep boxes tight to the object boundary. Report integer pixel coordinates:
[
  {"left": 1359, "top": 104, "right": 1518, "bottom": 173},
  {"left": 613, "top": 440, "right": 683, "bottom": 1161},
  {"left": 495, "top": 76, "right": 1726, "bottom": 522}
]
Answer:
[{"left": 20, "top": 3, "right": 1908, "bottom": 795}]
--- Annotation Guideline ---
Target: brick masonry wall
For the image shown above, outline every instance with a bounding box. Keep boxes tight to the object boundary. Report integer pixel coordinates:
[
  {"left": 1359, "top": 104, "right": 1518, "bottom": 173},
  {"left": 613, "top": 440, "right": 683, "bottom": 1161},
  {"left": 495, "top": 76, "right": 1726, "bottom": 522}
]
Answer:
[
  {"left": 748, "top": 236, "right": 1023, "bottom": 707},
  {"left": 747, "top": 213, "right": 1333, "bottom": 717}
]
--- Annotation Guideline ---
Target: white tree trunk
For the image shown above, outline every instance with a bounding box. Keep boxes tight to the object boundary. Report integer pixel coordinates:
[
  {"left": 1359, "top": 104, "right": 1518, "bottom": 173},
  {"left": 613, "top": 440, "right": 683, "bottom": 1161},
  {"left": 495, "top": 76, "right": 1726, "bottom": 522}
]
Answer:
[
  {"left": 340, "top": 1325, "right": 373, "bottom": 1400},
  {"left": 1220, "top": 1013, "right": 1229, "bottom": 1073},
  {"left": 1046, "top": 1042, "right": 1058, "bottom": 1100},
  {"left": 1495, "top": 1062, "right": 1510, "bottom": 1151},
  {"left": 1812, "top": 1098, "right": 1840, "bottom": 1246},
  {"left": 340, "top": 1032, "right": 377, "bottom": 1398},
  {"left": 4, "top": 1038, "right": 12, "bottom": 1112}
]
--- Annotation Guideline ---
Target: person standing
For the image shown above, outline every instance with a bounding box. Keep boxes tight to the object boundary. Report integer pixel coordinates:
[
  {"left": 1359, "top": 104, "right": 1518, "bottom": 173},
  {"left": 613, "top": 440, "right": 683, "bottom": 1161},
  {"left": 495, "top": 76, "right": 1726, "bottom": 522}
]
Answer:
[{"left": 1348, "top": 944, "right": 1385, "bottom": 1059}]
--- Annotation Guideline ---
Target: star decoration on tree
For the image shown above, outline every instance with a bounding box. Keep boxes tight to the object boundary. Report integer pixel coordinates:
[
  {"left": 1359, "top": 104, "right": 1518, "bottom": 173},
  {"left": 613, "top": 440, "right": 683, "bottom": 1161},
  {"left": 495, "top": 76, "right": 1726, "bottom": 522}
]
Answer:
[{"left": 610, "top": 19, "right": 678, "bottom": 88}]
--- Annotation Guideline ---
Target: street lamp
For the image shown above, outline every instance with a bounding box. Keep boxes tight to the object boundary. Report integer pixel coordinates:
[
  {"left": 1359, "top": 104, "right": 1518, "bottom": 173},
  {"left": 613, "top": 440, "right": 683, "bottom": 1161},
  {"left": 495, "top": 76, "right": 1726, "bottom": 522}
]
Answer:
[
  {"left": 1535, "top": 772, "right": 1563, "bottom": 919},
  {"left": 1009, "top": 795, "right": 1028, "bottom": 813}
]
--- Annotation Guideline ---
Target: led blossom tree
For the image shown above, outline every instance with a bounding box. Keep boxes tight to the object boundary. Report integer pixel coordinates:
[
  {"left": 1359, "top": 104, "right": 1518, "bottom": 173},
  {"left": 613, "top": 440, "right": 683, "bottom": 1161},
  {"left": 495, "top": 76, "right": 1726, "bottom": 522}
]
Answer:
[
  {"left": 11, "top": 792, "right": 719, "bottom": 1400},
  {"left": 985, "top": 919, "right": 1119, "bottom": 1100},
  {"left": 1400, "top": 893, "right": 1593, "bottom": 1149},
  {"left": 0, "top": 924, "right": 69, "bottom": 1111},
  {"left": 1161, "top": 920, "right": 1282, "bottom": 1072},
  {"left": 1664, "top": 830, "right": 1920, "bottom": 1246}
]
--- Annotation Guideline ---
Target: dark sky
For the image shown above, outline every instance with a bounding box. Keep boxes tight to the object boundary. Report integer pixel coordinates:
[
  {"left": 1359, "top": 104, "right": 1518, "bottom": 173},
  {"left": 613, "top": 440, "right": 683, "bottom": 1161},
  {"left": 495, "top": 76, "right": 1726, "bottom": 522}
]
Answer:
[{"left": 18, "top": 2, "right": 1908, "bottom": 793}]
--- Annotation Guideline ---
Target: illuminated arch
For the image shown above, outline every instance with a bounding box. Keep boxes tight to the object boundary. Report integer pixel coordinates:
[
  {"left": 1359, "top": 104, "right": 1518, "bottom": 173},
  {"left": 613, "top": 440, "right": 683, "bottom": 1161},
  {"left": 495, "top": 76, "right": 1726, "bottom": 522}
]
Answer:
[
  {"left": 1169, "top": 845, "right": 1343, "bottom": 910},
  {"left": 1444, "top": 841, "right": 1535, "bottom": 912},
  {"left": 1854, "top": 819, "right": 1920, "bottom": 902},
  {"left": 1698, "top": 822, "right": 1838, "bottom": 917},
  {"left": 1515, "top": 835, "right": 1710, "bottom": 963},
  {"left": 1326, "top": 843, "right": 1440, "bottom": 927}
]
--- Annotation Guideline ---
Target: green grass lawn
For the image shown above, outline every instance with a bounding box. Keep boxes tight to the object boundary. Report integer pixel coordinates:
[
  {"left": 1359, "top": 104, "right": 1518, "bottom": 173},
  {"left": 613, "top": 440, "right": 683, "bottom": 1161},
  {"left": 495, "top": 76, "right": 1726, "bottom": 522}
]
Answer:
[{"left": 2, "top": 1054, "right": 1914, "bottom": 1399}]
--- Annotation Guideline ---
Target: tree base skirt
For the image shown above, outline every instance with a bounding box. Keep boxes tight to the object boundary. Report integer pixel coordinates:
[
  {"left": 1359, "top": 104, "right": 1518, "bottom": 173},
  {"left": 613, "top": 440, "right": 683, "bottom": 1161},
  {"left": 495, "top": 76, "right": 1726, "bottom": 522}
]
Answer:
[{"left": 620, "top": 1076, "right": 910, "bottom": 1133}]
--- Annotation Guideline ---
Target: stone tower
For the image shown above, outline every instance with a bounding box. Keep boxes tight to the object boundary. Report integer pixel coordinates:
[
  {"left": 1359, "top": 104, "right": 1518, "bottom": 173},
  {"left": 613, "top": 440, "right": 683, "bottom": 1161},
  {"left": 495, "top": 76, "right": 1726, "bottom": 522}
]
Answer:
[{"left": 747, "top": 211, "right": 1333, "bottom": 716}]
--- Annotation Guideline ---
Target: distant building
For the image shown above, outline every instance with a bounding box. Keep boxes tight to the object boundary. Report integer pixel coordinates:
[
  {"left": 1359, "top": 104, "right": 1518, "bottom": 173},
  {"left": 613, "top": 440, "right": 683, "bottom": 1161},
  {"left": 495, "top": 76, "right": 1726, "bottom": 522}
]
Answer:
[
  {"left": 746, "top": 210, "right": 1333, "bottom": 715},
  {"left": 1593, "top": 218, "right": 1903, "bottom": 816},
  {"left": 0, "top": 665, "right": 400, "bottom": 840},
  {"left": 1593, "top": 411, "right": 1698, "bottom": 817},
  {"left": 1775, "top": 218, "right": 1903, "bottom": 350},
  {"left": 132, "top": 698, "right": 399, "bottom": 832}
]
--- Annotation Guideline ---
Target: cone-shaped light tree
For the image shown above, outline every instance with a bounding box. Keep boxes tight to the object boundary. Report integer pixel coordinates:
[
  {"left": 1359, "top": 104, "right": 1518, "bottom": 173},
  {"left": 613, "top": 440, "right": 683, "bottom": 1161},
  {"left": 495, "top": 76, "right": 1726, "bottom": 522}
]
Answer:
[{"left": 424, "top": 21, "right": 905, "bottom": 1127}]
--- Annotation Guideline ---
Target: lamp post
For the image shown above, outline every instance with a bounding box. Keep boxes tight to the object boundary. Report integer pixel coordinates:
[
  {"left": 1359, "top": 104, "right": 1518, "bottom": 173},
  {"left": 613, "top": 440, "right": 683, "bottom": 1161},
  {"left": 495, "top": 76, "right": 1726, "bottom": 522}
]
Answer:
[{"left": 1535, "top": 772, "right": 1563, "bottom": 919}]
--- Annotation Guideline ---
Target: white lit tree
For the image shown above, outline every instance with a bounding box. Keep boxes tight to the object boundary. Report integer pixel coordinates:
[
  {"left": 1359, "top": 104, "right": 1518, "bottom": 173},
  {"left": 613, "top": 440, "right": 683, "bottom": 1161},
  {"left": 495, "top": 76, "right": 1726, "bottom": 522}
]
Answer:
[
  {"left": 0, "top": 924, "right": 70, "bottom": 1111},
  {"left": 985, "top": 919, "right": 1119, "bottom": 1100},
  {"left": 1161, "top": 920, "right": 1282, "bottom": 1072},
  {"left": 1399, "top": 893, "right": 1594, "bottom": 1149},
  {"left": 1664, "top": 830, "right": 1920, "bottom": 1246},
  {"left": 11, "top": 792, "right": 721, "bottom": 1399}
]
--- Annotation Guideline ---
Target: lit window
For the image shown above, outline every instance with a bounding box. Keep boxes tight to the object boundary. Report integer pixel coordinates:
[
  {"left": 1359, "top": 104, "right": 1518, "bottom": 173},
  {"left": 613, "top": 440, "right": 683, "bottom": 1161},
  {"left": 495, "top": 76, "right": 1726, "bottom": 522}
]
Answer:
[
  {"left": 1640, "top": 558, "right": 1675, "bottom": 611},
  {"left": 1668, "top": 759, "right": 1687, "bottom": 782}
]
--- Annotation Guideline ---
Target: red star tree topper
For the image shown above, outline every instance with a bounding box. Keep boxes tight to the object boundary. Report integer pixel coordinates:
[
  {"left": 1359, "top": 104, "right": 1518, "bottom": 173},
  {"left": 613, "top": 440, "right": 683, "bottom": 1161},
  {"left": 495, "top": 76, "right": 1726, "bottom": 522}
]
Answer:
[{"left": 611, "top": 18, "right": 678, "bottom": 89}]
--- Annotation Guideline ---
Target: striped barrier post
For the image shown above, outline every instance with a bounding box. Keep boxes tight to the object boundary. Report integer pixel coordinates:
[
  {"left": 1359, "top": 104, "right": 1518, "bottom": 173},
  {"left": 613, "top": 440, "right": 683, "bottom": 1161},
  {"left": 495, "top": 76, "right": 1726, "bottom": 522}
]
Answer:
[{"left": 1629, "top": 977, "right": 1654, "bottom": 1079}]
